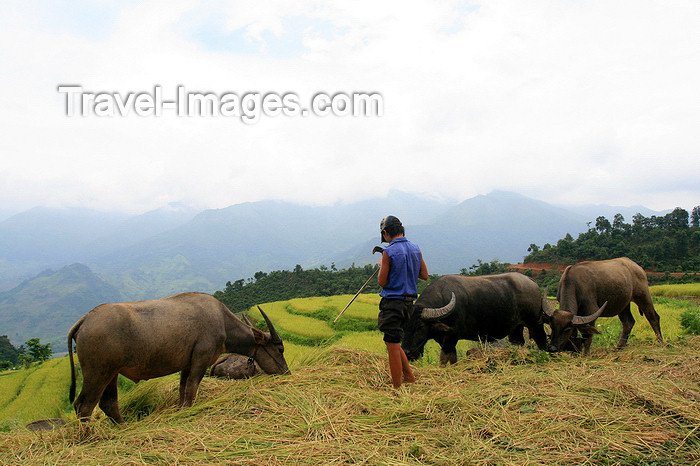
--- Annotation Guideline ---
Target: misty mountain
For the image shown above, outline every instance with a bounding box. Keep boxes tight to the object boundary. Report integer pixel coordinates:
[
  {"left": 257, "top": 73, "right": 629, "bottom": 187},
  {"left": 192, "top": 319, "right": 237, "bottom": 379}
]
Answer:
[
  {"left": 0, "top": 191, "right": 669, "bottom": 301},
  {"left": 0, "top": 190, "right": 671, "bottom": 350},
  {"left": 0, "top": 209, "right": 19, "bottom": 223},
  {"left": 0, "top": 263, "right": 121, "bottom": 349},
  {"left": 91, "top": 192, "right": 456, "bottom": 298},
  {"left": 92, "top": 190, "right": 664, "bottom": 298},
  {"left": 0, "top": 203, "right": 199, "bottom": 291},
  {"left": 331, "top": 191, "right": 591, "bottom": 273}
]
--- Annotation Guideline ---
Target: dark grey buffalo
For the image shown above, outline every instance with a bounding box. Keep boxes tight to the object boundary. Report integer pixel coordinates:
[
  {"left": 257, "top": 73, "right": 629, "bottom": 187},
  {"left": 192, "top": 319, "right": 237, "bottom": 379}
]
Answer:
[
  {"left": 210, "top": 354, "right": 262, "bottom": 379},
  {"left": 544, "top": 257, "right": 664, "bottom": 354},
  {"left": 402, "top": 273, "right": 548, "bottom": 363},
  {"left": 68, "top": 293, "right": 289, "bottom": 423}
]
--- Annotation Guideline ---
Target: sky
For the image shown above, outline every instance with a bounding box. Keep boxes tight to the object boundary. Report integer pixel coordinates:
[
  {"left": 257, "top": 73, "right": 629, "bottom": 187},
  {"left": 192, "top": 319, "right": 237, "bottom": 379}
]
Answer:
[{"left": 0, "top": 0, "right": 698, "bottom": 215}]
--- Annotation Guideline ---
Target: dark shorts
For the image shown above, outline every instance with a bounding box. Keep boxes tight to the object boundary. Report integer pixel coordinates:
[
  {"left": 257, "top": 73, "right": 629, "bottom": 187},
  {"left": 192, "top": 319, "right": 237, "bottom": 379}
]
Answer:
[{"left": 378, "top": 297, "right": 414, "bottom": 343}]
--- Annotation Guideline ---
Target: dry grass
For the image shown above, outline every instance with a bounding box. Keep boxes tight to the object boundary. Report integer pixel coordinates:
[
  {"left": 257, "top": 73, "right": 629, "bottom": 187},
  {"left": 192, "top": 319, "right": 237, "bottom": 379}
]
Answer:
[{"left": 2, "top": 338, "right": 700, "bottom": 465}]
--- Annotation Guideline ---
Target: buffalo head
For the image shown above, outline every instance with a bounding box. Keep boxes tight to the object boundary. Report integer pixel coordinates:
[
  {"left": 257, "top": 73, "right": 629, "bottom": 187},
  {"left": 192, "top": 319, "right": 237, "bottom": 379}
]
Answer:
[
  {"left": 250, "top": 306, "right": 290, "bottom": 375},
  {"left": 402, "top": 292, "right": 456, "bottom": 361},
  {"left": 543, "top": 294, "right": 607, "bottom": 353}
]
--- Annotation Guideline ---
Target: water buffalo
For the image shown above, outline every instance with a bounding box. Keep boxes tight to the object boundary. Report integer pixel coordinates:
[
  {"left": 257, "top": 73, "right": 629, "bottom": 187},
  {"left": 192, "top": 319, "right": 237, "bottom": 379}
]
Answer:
[
  {"left": 210, "top": 354, "right": 262, "bottom": 379},
  {"left": 402, "top": 273, "right": 548, "bottom": 363},
  {"left": 544, "top": 257, "right": 664, "bottom": 354},
  {"left": 68, "top": 293, "right": 289, "bottom": 423}
]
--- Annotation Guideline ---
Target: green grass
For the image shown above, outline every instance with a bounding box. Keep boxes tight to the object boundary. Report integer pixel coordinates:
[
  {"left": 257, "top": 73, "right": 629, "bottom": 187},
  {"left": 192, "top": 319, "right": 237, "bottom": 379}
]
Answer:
[
  {"left": 592, "top": 298, "right": 688, "bottom": 346},
  {"left": 650, "top": 283, "right": 700, "bottom": 297},
  {"left": 249, "top": 301, "right": 336, "bottom": 340},
  {"left": 288, "top": 294, "right": 380, "bottom": 321},
  {"left": 0, "top": 358, "right": 70, "bottom": 429},
  {"left": 334, "top": 331, "right": 386, "bottom": 354},
  {"left": 0, "top": 371, "right": 28, "bottom": 405}
]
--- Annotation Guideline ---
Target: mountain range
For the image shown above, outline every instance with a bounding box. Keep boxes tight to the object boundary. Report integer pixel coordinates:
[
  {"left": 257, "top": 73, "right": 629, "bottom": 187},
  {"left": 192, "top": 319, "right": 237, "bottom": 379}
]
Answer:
[{"left": 0, "top": 190, "right": 668, "bottom": 350}]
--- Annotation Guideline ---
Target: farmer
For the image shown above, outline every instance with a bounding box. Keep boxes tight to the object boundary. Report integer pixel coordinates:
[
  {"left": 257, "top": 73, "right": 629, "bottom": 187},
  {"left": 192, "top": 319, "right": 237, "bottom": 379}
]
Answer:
[{"left": 377, "top": 215, "right": 429, "bottom": 389}]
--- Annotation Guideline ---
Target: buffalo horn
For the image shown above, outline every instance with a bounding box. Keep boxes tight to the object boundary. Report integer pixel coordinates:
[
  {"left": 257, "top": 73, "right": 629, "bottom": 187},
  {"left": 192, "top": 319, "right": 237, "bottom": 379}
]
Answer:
[
  {"left": 421, "top": 292, "right": 456, "bottom": 321},
  {"left": 241, "top": 314, "right": 253, "bottom": 326},
  {"left": 542, "top": 286, "right": 555, "bottom": 317},
  {"left": 572, "top": 301, "right": 608, "bottom": 326},
  {"left": 257, "top": 306, "right": 283, "bottom": 344}
]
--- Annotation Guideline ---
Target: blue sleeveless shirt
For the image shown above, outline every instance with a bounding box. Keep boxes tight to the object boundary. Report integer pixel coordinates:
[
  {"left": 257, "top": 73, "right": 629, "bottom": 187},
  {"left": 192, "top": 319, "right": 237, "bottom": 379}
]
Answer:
[{"left": 380, "top": 237, "right": 422, "bottom": 298}]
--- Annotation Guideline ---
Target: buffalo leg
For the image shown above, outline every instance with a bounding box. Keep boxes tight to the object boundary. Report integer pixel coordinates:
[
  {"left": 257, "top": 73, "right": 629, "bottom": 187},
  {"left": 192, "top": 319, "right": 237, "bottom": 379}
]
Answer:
[
  {"left": 508, "top": 324, "right": 525, "bottom": 346},
  {"left": 526, "top": 323, "right": 548, "bottom": 351},
  {"left": 74, "top": 373, "right": 112, "bottom": 421},
  {"left": 635, "top": 294, "right": 665, "bottom": 344},
  {"left": 616, "top": 304, "right": 636, "bottom": 349},
  {"left": 181, "top": 348, "right": 212, "bottom": 407},
  {"left": 179, "top": 369, "right": 190, "bottom": 406},
  {"left": 181, "top": 368, "right": 208, "bottom": 407},
  {"left": 98, "top": 374, "right": 124, "bottom": 424}
]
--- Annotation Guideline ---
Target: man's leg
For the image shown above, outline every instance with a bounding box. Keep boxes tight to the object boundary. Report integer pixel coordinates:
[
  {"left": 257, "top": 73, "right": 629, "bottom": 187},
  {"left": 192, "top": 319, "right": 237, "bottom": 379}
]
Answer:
[
  {"left": 386, "top": 342, "right": 405, "bottom": 389},
  {"left": 399, "top": 345, "right": 415, "bottom": 383}
]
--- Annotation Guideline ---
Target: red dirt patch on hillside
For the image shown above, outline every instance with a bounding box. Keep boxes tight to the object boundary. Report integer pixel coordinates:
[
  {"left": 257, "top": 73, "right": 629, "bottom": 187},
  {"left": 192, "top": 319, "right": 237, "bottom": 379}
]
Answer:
[
  {"left": 507, "top": 263, "right": 567, "bottom": 276},
  {"left": 507, "top": 262, "right": 696, "bottom": 278}
]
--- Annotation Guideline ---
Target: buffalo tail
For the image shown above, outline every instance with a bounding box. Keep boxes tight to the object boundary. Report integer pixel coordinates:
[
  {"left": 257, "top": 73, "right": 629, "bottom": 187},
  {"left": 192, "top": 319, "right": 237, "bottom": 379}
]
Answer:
[{"left": 67, "top": 318, "right": 83, "bottom": 403}]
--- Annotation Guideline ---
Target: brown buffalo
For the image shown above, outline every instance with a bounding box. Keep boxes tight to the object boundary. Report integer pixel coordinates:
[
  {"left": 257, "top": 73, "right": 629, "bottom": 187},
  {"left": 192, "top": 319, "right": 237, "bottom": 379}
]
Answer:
[
  {"left": 68, "top": 293, "right": 289, "bottom": 423},
  {"left": 544, "top": 257, "right": 664, "bottom": 354}
]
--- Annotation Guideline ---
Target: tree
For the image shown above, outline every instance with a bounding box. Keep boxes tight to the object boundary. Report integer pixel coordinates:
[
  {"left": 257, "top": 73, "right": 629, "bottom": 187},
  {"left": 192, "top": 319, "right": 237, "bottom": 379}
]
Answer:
[
  {"left": 691, "top": 206, "right": 700, "bottom": 228},
  {"left": 523, "top": 207, "right": 699, "bottom": 276},
  {"left": 462, "top": 259, "right": 511, "bottom": 276},
  {"left": 665, "top": 208, "right": 689, "bottom": 231},
  {"left": 595, "top": 216, "right": 612, "bottom": 234},
  {"left": 24, "top": 338, "right": 52, "bottom": 362},
  {"left": 613, "top": 213, "right": 626, "bottom": 231},
  {"left": 0, "top": 335, "right": 21, "bottom": 366}
]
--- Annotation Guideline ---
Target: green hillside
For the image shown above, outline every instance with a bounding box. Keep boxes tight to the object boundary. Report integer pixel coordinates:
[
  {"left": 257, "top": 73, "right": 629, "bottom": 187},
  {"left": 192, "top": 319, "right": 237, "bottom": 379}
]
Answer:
[
  {"left": 0, "top": 358, "right": 71, "bottom": 430},
  {"left": 0, "top": 263, "right": 121, "bottom": 350}
]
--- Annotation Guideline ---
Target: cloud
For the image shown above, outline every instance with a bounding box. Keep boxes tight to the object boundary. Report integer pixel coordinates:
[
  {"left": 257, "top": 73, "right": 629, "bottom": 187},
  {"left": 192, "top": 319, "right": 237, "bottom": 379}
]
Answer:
[{"left": 0, "top": 0, "right": 698, "bottom": 213}]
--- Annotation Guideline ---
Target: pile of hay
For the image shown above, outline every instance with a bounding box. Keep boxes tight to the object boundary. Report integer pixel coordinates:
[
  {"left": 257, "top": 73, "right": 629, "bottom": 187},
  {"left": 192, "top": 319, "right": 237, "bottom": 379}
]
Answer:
[{"left": 2, "top": 338, "right": 700, "bottom": 464}]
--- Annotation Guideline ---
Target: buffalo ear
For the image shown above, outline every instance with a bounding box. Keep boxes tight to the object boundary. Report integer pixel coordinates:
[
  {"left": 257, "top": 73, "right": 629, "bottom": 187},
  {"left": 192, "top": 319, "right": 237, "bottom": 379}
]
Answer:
[
  {"left": 252, "top": 327, "right": 266, "bottom": 344},
  {"left": 431, "top": 323, "right": 453, "bottom": 333},
  {"left": 578, "top": 325, "right": 601, "bottom": 335}
]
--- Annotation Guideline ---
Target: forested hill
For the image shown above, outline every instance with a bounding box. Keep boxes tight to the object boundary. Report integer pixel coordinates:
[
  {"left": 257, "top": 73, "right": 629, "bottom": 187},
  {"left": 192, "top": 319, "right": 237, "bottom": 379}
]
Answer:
[
  {"left": 523, "top": 207, "right": 700, "bottom": 271},
  {"left": 214, "top": 264, "right": 440, "bottom": 314},
  {"left": 214, "top": 264, "right": 384, "bottom": 313}
]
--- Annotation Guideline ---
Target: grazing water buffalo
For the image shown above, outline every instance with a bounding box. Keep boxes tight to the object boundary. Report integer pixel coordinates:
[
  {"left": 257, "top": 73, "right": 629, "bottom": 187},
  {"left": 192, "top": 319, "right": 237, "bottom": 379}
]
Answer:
[
  {"left": 68, "top": 293, "right": 289, "bottom": 423},
  {"left": 544, "top": 257, "right": 664, "bottom": 354},
  {"left": 402, "top": 273, "right": 548, "bottom": 363}
]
